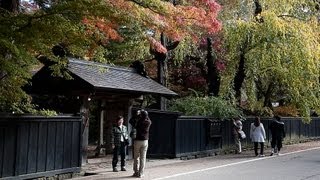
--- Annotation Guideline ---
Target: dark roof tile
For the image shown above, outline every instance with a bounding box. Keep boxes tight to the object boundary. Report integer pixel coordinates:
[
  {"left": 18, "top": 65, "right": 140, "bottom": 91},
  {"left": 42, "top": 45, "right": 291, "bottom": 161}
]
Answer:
[{"left": 67, "top": 58, "right": 177, "bottom": 96}]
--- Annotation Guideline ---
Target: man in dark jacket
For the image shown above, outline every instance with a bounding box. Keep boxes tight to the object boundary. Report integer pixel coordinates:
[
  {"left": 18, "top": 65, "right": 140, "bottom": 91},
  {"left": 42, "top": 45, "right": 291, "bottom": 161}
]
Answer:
[
  {"left": 269, "top": 115, "right": 286, "bottom": 156},
  {"left": 133, "top": 110, "right": 152, "bottom": 178}
]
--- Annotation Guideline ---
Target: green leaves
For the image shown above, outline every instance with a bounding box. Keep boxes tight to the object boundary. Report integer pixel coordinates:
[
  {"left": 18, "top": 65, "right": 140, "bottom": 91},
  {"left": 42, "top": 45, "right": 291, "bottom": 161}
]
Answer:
[
  {"left": 169, "top": 96, "right": 242, "bottom": 119},
  {"left": 220, "top": 0, "right": 320, "bottom": 122}
]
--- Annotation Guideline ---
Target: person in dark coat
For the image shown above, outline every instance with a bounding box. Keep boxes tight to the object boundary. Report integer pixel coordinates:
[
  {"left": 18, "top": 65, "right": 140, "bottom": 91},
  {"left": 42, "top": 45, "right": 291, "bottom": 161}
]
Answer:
[
  {"left": 133, "top": 110, "right": 152, "bottom": 178},
  {"left": 129, "top": 110, "right": 141, "bottom": 140},
  {"left": 269, "top": 115, "right": 286, "bottom": 156}
]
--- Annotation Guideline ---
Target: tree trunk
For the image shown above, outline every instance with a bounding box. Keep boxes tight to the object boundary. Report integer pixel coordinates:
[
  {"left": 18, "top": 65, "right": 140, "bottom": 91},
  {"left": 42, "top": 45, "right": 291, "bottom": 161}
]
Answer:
[
  {"left": 263, "top": 81, "right": 274, "bottom": 108},
  {"left": 206, "top": 38, "right": 220, "bottom": 96},
  {"left": 0, "top": 0, "right": 19, "bottom": 12},
  {"left": 155, "top": 33, "right": 168, "bottom": 110},
  {"left": 233, "top": 50, "right": 246, "bottom": 101}
]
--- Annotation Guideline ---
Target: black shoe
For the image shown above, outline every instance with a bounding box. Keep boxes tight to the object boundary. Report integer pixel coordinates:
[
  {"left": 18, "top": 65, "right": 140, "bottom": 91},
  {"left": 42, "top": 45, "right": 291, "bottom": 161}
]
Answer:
[
  {"left": 270, "top": 153, "right": 274, "bottom": 156},
  {"left": 121, "top": 167, "right": 126, "bottom": 171},
  {"left": 113, "top": 167, "right": 118, "bottom": 172}
]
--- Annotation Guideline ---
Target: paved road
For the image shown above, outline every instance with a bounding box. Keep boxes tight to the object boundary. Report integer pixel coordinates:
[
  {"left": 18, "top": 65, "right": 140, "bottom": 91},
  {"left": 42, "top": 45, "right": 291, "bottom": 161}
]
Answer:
[
  {"left": 154, "top": 148, "right": 320, "bottom": 180},
  {"left": 75, "top": 142, "right": 320, "bottom": 180}
]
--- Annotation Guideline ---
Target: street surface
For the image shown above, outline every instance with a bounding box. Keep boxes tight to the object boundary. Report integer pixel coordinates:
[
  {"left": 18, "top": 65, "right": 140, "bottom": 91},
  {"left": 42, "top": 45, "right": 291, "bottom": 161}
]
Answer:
[
  {"left": 75, "top": 141, "right": 320, "bottom": 180},
  {"left": 154, "top": 148, "right": 320, "bottom": 180}
]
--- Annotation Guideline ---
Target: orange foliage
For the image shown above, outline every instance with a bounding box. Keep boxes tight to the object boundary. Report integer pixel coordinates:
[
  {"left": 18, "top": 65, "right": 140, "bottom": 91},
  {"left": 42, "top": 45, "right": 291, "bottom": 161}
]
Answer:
[
  {"left": 81, "top": 0, "right": 222, "bottom": 54},
  {"left": 274, "top": 105, "right": 299, "bottom": 117},
  {"left": 82, "top": 17, "right": 124, "bottom": 44}
]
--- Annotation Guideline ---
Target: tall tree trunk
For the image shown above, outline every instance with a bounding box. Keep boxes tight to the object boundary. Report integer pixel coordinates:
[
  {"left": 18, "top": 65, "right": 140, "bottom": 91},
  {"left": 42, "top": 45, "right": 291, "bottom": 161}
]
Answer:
[
  {"left": 233, "top": 50, "right": 246, "bottom": 102},
  {"left": 263, "top": 82, "right": 274, "bottom": 108},
  {"left": 154, "top": 34, "right": 168, "bottom": 110},
  {"left": 233, "top": 0, "right": 263, "bottom": 103},
  {"left": 154, "top": 33, "right": 179, "bottom": 110},
  {"left": 0, "top": 0, "right": 19, "bottom": 12},
  {"left": 206, "top": 38, "right": 220, "bottom": 96},
  {"left": 154, "top": 0, "right": 179, "bottom": 110}
]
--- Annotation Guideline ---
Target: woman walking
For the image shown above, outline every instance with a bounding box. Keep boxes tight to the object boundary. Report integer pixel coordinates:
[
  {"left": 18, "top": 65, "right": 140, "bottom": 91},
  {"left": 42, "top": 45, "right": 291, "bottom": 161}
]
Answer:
[{"left": 250, "top": 116, "right": 266, "bottom": 157}]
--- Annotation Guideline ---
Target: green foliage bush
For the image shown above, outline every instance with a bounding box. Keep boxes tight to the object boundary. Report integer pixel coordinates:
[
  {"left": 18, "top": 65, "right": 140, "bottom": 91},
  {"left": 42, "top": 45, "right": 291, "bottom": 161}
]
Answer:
[
  {"left": 169, "top": 96, "right": 243, "bottom": 119},
  {"left": 37, "top": 109, "right": 58, "bottom": 117}
]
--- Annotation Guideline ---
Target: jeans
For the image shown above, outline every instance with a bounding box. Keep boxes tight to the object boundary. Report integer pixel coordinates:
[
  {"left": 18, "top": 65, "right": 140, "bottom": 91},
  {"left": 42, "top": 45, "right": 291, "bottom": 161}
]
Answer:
[
  {"left": 112, "top": 142, "right": 126, "bottom": 168},
  {"left": 133, "top": 140, "right": 149, "bottom": 175}
]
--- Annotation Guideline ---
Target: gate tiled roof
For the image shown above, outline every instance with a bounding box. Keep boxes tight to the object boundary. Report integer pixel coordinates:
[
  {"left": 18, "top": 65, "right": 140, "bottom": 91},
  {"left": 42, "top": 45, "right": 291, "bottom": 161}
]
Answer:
[{"left": 67, "top": 58, "right": 177, "bottom": 96}]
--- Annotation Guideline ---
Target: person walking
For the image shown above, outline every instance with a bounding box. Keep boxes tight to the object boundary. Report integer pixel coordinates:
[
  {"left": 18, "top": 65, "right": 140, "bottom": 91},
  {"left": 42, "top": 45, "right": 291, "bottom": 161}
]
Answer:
[
  {"left": 269, "top": 115, "right": 286, "bottom": 156},
  {"left": 111, "top": 116, "right": 129, "bottom": 172},
  {"left": 133, "top": 110, "right": 152, "bottom": 178},
  {"left": 250, "top": 116, "right": 266, "bottom": 157},
  {"left": 232, "top": 117, "right": 244, "bottom": 154}
]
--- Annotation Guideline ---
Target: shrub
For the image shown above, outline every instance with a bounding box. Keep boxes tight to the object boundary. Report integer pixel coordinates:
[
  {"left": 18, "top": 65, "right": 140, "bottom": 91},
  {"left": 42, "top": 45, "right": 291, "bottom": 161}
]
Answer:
[{"left": 169, "top": 96, "right": 243, "bottom": 119}]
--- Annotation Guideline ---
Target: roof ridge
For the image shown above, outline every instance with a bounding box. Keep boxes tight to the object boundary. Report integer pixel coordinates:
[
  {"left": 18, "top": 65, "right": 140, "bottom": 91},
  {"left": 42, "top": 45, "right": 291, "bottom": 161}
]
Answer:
[{"left": 68, "top": 57, "right": 133, "bottom": 72}]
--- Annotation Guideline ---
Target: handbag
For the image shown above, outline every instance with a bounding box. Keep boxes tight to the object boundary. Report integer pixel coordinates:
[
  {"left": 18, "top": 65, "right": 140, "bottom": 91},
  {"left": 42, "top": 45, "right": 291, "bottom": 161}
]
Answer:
[
  {"left": 238, "top": 130, "right": 246, "bottom": 139},
  {"left": 120, "top": 126, "right": 129, "bottom": 146},
  {"left": 123, "top": 138, "right": 129, "bottom": 146}
]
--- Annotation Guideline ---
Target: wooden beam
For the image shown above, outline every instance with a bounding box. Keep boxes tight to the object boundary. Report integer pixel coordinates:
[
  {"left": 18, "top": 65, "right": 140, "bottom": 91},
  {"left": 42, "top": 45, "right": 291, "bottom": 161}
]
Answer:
[{"left": 80, "top": 95, "right": 90, "bottom": 165}]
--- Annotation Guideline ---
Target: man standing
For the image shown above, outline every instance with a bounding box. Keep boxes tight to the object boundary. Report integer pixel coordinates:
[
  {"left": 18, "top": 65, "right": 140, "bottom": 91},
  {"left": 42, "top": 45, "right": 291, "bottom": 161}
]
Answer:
[
  {"left": 133, "top": 110, "right": 152, "bottom": 178},
  {"left": 111, "top": 116, "right": 129, "bottom": 172},
  {"left": 269, "top": 115, "right": 286, "bottom": 156}
]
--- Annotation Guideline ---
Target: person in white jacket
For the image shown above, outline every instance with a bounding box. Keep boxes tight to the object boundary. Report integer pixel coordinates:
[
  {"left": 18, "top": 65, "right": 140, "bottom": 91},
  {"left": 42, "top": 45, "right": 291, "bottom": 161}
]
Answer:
[{"left": 250, "top": 116, "right": 266, "bottom": 157}]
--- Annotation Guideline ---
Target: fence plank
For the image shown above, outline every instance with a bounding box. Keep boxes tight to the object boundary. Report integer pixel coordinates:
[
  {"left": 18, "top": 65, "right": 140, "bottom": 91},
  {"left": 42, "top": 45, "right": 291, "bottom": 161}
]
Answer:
[
  {"left": 37, "top": 122, "right": 48, "bottom": 172},
  {"left": 16, "top": 123, "right": 29, "bottom": 175},
  {"left": 46, "top": 122, "right": 56, "bottom": 171},
  {"left": 63, "top": 122, "right": 73, "bottom": 168},
  {"left": 27, "top": 123, "right": 39, "bottom": 174},
  {"left": 71, "top": 122, "right": 81, "bottom": 167},
  {"left": 55, "top": 122, "right": 65, "bottom": 169},
  {"left": 2, "top": 125, "right": 16, "bottom": 177}
]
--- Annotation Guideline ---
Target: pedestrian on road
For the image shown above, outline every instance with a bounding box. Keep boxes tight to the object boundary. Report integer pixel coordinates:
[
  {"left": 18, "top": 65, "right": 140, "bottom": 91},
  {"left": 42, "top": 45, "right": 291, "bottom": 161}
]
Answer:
[
  {"left": 111, "top": 116, "right": 129, "bottom": 172},
  {"left": 232, "top": 117, "right": 245, "bottom": 154},
  {"left": 269, "top": 115, "right": 286, "bottom": 156},
  {"left": 250, "top": 116, "right": 266, "bottom": 157},
  {"left": 133, "top": 110, "right": 152, "bottom": 178}
]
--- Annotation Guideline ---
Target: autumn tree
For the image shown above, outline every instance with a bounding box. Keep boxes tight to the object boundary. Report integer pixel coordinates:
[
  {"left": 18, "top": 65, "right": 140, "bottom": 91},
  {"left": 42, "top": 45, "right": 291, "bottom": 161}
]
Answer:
[{"left": 0, "top": 0, "right": 222, "bottom": 112}]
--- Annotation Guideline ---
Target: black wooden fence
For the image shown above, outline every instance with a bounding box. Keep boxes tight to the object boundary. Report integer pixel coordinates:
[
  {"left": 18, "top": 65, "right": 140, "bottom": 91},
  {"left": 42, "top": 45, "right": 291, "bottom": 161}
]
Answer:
[
  {"left": 0, "top": 115, "right": 82, "bottom": 179},
  {"left": 147, "top": 110, "right": 222, "bottom": 158},
  {"left": 223, "top": 117, "right": 320, "bottom": 148},
  {"left": 147, "top": 109, "right": 320, "bottom": 158}
]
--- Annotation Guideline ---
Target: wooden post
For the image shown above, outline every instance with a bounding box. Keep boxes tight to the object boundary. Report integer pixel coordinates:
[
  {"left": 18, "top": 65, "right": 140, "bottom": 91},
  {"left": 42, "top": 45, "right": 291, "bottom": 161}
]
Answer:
[
  {"left": 80, "top": 95, "right": 90, "bottom": 165},
  {"left": 127, "top": 100, "right": 134, "bottom": 159},
  {"left": 96, "top": 99, "right": 106, "bottom": 156}
]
